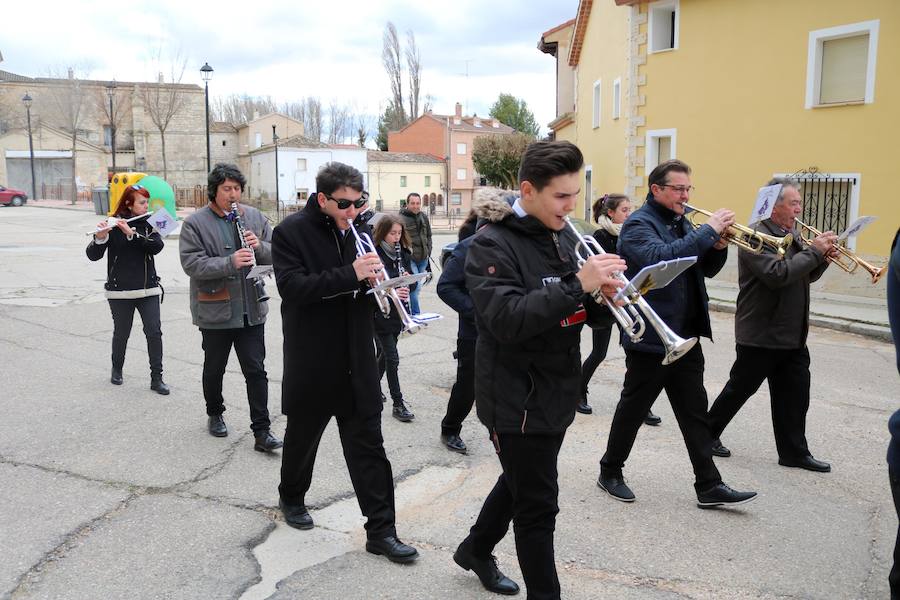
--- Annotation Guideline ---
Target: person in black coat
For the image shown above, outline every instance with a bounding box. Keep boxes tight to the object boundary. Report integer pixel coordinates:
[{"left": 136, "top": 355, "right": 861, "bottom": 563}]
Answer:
[
  {"left": 887, "top": 228, "right": 900, "bottom": 598},
  {"left": 86, "top": 184, "right": 169, "bottom": 395},
  {"left": 371, "top": 214, "right": 417, "bottom": 423},
  {"left": 272, "top": 162, "right": 418, "bottom": 565}
]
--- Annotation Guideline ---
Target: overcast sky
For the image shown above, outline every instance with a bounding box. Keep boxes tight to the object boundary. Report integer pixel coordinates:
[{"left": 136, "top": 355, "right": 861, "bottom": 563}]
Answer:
[{"left": 1, "top": 0, "right": 578, "bottom": 135}]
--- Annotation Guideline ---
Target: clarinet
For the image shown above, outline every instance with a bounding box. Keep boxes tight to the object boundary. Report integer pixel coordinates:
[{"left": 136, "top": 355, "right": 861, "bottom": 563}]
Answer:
[
  {"left": 395, "top": 242, "right": 412, "bottom": 315},
  {"left": 229, "top": 202, "right": 269, "bottom": 303}
]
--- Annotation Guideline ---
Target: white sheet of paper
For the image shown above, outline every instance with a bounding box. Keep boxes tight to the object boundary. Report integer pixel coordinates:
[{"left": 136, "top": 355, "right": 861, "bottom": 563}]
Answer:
[
  {"left": 412, "top": 312, "right": 443, "bottom": 323},
  {"left": 613, "top": 257, "right": 697, "bottom": 303},
  {"left": 838, "top": 216, "right": 877, "bottom": 242},
  {"left": 148, "top": 209, "right": 178, "bottom": 237},
  {"left": 748, "top": 184, "right": 782, "bottom": 226},
  {"left": 247, "top": 265, "right": 274, "bottom": 279}
]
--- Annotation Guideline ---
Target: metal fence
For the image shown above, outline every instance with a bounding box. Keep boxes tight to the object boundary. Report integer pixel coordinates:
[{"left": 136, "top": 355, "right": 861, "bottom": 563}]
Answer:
[
  {"left": 39, "top": 183, "right": 92, "bottom": 203},
  {"left": 790, "top": 167, "right": 854, "bottom": 234}
]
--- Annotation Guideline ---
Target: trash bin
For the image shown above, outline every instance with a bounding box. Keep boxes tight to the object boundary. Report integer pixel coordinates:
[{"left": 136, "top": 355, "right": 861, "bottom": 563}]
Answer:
[{"left": 92, "top": 187, "right": 110, "bottom": 215}]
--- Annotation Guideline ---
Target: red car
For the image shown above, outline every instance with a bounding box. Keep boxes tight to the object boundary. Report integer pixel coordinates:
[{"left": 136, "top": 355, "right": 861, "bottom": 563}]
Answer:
[{"left": 0, "top": 185, "right": 28, "bottom": 207}]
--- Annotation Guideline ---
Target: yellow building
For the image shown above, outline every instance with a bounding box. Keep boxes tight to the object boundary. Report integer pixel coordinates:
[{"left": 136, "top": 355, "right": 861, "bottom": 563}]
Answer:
[
  {"left": 541, "top": 0, "right": 898, "bottom": 296},
  {"left": 366, "top": 151, "right": 445, "bottom": 213}
]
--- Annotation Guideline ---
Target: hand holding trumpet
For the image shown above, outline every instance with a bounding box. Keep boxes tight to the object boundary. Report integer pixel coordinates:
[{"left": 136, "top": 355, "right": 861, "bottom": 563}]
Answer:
[
  {"left": 810, "top": 231, "right": 839, "bottom": 258},
  {"left": 576, "top": 254, "right": 627, "bottom": 302}
]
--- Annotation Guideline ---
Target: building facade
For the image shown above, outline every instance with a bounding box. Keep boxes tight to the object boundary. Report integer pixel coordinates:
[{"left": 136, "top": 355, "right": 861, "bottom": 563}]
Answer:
[{"left": 367, "top": 151, "right": 445, "bottom": 212}]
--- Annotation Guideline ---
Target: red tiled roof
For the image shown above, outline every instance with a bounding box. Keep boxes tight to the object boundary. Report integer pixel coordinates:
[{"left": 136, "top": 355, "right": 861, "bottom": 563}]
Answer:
[
  {"left": 541, "top": 18, "right": 576, "bottom": 39},
  {"left": 568, "top": 0, "right": 594, "bottom": 66}
]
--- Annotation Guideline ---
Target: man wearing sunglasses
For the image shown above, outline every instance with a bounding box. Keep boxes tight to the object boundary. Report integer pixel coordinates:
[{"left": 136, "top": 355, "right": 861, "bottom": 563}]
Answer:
[{"left": 272, "top": 162, "right": 418, "bottom": 565}]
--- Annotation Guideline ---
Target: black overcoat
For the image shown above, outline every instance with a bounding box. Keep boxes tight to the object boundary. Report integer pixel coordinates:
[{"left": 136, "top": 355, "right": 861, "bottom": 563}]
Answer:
[{"left": 272, "top": 199, "right": 381, "bottom": 418}]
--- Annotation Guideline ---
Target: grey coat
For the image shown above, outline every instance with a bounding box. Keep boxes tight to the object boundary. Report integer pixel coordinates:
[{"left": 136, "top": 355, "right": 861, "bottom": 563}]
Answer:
[
  {"left": 399, "top": 208, "right": 432, "bottom": 262},
  {"left": 179, "top": 204, "right": 273, "bottom": 329},
  {"left": 734, "top": 219, "right": 828, "bottom": 349}
]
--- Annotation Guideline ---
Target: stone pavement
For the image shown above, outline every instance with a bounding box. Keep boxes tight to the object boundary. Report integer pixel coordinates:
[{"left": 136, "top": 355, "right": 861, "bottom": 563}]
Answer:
[{"left": 1, "top": 207, "right": 897, "bottom": 599}]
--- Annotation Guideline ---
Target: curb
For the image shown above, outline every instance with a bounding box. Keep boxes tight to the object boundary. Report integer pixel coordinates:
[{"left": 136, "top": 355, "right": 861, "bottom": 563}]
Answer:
[{"left": 708, "top": 299, "right": 893, "bottom": 343}]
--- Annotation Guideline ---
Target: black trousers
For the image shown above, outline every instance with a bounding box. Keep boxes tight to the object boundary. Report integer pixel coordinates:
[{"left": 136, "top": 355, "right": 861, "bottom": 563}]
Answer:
[
  {"left": 708, "top": 344, "right": 812, "bottom": 461},
  {"left": 200, "top": 324, "right": 270, "bottom": 433},
  {"left": 461, "top": 432, "right": 565, "bottom": 600},
  {"left": 279, "top": 410, "right": 397, "bottom": 540},
  {"left": 581, "top": 325, "right": 612, "bottom": 396},
  {"left": 891, "top": 468, "right": 900, "bottom": 599},
  {"left": 108, "top": 296, "right": 163, "bottom": 376},
  {"left": 375, "top": 332, "right": 403, "bottom": 402},
  {"left": 442, "top": 337, "right": 476, "bottom": 437},
  {"left": 600, "top": 345, "right": 721, "bottom": 492}
]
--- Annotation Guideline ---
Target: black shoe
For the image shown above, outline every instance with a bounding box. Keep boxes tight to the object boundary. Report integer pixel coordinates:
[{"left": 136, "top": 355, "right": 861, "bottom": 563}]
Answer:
[
  {"left": 643, "top": 410, "right": 661, "bottom": 426},
  {"left": 696, "top": 483, "right": 757, "bottom": 508},
  {"left": 207, "top": 415, "right": 228, "bottom": 437},
  {"left": 381, "top": 392, "right": 387, "bottom": 403},
  {"left": 365, "top": 535, "right": 419, "bottom": 564},
  {"left": 711, "top": 439, "right": 731, "bottom": 457},
  {"left": 392, "top": 402, "right": 414, "bottom": 422},
  {"left": 110, "top": 367, "right": 123, "bottom": 385},
  {"left": 150, "top": 376, "right": 170, "bottom": 395},
  {"left": 453, "top": 543, "right": 520, "bottom": 595},
  {"left": 279, "top": 498, "right": 314, "bottom": 530},
  {"left": 254, "top": 430, "right": 283, "bottom": 453},
  {"left": 778, "top": 455, "right": 831, "bottom": 473},
  {"left": 597, "top": 473, "right": 636, "bottom": 502},
  {"left": 441, "top": 434, "right": 468, "bottom": 454},
  {"left": 576, "top": 400, "right": 593, "bottom": 415}
]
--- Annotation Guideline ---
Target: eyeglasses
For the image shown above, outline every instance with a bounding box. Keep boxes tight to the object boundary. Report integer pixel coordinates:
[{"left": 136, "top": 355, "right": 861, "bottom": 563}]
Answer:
[
  {"left": 326, "top": 192, "right": 368, "bottom": 210},
  {"left": 660, "top": 185, "right": 694, "bottom": 194}
]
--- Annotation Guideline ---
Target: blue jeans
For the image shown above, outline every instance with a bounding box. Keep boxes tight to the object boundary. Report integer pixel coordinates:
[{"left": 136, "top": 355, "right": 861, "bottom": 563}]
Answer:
[{"left": 408, "top": 259, "right": 429, "bottom": 315}]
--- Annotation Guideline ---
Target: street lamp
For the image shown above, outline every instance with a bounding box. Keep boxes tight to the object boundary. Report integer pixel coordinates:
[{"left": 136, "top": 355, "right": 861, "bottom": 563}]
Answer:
[
  {"left": 200, "top": 62, "right": 213, "bottom": 173},
  {"left": 272, "top": 124, "right": 280, "bottom": 221},
  {"left": 105, "top": 80, "right": 117, "bottom": 174},
  {"left": 22, "top": 92, "right": 36, "bottom": 202}
]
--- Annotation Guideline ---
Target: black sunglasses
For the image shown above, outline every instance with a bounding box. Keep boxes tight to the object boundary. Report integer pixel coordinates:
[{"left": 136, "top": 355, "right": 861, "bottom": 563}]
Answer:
[{"left": 325, "top": 192, "right": 368, "bottom": 210}]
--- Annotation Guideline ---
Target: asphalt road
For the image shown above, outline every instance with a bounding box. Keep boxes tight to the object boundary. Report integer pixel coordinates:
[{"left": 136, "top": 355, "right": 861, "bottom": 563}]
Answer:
[{"left": 0, "top": 206, "right": 897, "bottom": 599}]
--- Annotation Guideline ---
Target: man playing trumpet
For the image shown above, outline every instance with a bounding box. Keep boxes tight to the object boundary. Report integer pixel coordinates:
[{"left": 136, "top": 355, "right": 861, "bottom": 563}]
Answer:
[{"left": 708, "top": 178, "right": 836, "bottom": 473}]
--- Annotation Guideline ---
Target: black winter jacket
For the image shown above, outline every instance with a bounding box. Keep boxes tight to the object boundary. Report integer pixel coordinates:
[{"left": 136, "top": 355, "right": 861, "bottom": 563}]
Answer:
[
  {"left": 465, "top": 209, "right": 614, "bottom": 435},
  {"left": 373, "top": 243, "right": 417, "bottom": 335},
  {"left": 617, "top": 197, "right": 727, "bottom": 354},
  {"left": 86, "top": 216, "right": 164, "bottom": 297},
  {"left": 399, "top": 208, "right": 432, "bottom": 262},
  {"left": 592, "top": 228, "right": 618, "bottom": 254},
  {"left": 272, "top": 198, "right": 381, "bottom": 418},
  {"left": 437, "top": 236, "right": 477, "bottom": 340}
]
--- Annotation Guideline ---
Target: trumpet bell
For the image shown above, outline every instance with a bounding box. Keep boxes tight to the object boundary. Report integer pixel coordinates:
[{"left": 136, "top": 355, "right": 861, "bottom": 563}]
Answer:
[{"left": 662, "top": 335, "right": 698, "bottom": 365}]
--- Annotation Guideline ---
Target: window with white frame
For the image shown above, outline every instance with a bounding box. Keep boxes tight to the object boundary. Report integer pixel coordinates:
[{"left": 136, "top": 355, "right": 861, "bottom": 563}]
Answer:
[
  {"left": 451, "top": 193, "right": 462, "bottom": 205},
  {"left": 296, "top": 189, "right": 308, "bottom": 201},
  {"left": 424, "top": 175, "right": 431, "bottom": 187},
  {"left": 457, "top": 168, "right": 466, "bottom": 181},
  {"left": 645, "top": 129, "right": 676, "bottom": 174},
  {"left": 805, "top": 20, "right": 879, "bottom": 108},
  {"left": 400, "top": 176, "right": 407, "bottom": 187},
  {"left": 648, "top": 0, "right": 679, "bottom": 53},
  {"left": 296, "top": 158, "right": 307, "bottom": 171},
  {"left": 592, "top": 80, "right": 601, "bottom": 128},
  {"left": 457, "top": 142, "right": 467, "bottom": 155},
  {"left": 584, "top": 166, "right": 593, "bottom": 221},
  {"left": 612, "top": 78, "right": 622, "bottom": 120},
  {"left": 255, "top": 132, "right": 262, "bottom": 148}
]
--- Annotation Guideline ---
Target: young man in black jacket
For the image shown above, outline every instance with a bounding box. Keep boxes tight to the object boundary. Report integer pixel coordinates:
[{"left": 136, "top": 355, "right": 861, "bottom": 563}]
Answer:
[
  {"left": 272, "top": 162, "right": 418, "bottom": 564},
  {"left": 454, "top": 141, "right": 624, "bottom": 600}
]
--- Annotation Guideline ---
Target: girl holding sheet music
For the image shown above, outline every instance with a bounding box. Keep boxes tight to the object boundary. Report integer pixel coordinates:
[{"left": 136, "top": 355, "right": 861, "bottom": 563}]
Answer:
[{"left": 86, "top": 184, "right": 169, "bottom": 395}]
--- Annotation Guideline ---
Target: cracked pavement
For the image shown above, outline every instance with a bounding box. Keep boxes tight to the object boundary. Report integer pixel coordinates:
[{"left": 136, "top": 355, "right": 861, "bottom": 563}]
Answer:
[{"left": 0, "top": 206, "right": 896, "bottom": 599}]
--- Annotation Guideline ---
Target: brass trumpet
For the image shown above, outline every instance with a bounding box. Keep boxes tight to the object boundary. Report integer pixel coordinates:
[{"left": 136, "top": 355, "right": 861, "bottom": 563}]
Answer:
[
  {"left": 685, "top": 204, "right": 793, "bottom": 257},
  {"left": 794, "top": 218, "right": 886, "bottom": 284}
]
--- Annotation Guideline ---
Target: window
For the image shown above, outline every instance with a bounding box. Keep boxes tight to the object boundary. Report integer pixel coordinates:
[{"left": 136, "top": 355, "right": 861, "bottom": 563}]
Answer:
[
  {"left": 612, "top": 78, "right": 622, "bottom": 120},
  {"left": 645, "top": 128, "right": 677, "bottom": 174},
  {"left": 457, "top": 168, "right": 466, "bottom": 181},
  {"left": 221, "top": 140, "right": 227, "bottom": 147},
  {"left": 457, "top": 142, "right": 467, "bottom": 155},
  {"left": 584, "top": 166, "right": 593, "bottom": 221},
  {"left": 805, "top": 20, "right": 879, "bottom": 108},
  {"left": 297, "top": 158, "right": 307, "bottom": 171},
  {"left": 592, "top": 80, "right": 601, "bottom": 128},
  {"left": 255, "top": 132, "right": 262, "bottom": 148},
  {"left": 424, "top": 175, "right": 431, "bottom": 187},
  {"left": 451, "top": 193, "right": 462, "bottom": 205},
  {"left": 400, "top": 176, "right": 407, "bottom": 187},
  {"left": 103, "top": 126, "right": 112, "bottom": 147},
  {"left": 648, "top": 0, "right": 679, "bottom": 53},
  {"left": 296, "top": 189, "right": 308, "bottom": 201}
]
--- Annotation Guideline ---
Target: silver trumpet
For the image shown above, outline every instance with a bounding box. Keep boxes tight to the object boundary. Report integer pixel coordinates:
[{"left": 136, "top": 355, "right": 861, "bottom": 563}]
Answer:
[
  {"left": 347, "top": 219, "right": 428, "bottom": 335},
  {"left": 565, "top": 218, "right": 697, "bottom": 365}
]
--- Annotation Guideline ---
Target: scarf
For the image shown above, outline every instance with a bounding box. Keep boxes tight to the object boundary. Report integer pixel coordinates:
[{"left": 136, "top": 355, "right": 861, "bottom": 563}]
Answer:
[
  {"left": 379, "top": 240, "right": 400, "bottom": 261},
  {"left": 597, "top": 215, "right": 622, "bottom": 237}
]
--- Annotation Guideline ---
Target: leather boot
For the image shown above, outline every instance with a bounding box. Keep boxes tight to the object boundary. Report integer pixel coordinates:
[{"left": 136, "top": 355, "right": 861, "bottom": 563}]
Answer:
[
  {"left": 110, "top": 367, "right": 123, "bottom": 385},
  {"left": 150, "top": 375, "right": 170, "bottom": 395}
]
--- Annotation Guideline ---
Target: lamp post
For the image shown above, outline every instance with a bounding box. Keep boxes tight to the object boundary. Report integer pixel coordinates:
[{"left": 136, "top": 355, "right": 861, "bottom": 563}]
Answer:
[
  {"left": 105, "top": 80, "right": 117, "bottom": 174},
  {"left": 273, "top": 124, "right": 280, "bottom": 221},
  {"left": 22, "top": 93, "right": 36, "bottom": 201},
  {"left": 200, "top": 62, "right": 213, "bottom": 173}
]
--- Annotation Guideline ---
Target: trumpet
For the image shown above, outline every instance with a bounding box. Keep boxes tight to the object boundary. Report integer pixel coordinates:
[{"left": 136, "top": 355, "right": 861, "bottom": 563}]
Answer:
[
  {"left": 794, "top": 218, "right": 886, "bottom": 284},
  {"left": 565, "top": 218, "right": 697, "bottom": 365},
  {"left": 347, "top": 219, "right": 428, "bottom": 334},
  {"left": 685, "top": 204, "right": 793, "bottom": 257}
]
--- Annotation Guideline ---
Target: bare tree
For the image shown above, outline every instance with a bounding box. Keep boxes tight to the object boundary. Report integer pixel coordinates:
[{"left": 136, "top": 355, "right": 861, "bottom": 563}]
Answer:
[
  {"left": 212, "top": 94, "right": 277, "bottom": 124},
  {"left": 45, "top": 67, "right": 88, "bottom": 204},
  {"left": 281, "top": 99, "right": 306, "bottom": 124},
  {"left": 405, "top": 30, "right": 422, "bottom": 121},
  {"left": 327, "top": 100, "right": 351, "bottom": 144},
  {"left": 382, "top": 22, "right": 407, "bottom": 127},
  {"left": 94, "top": 83, "right": 133, "bottom": 165},
  {"left": 142, "top": 54, "right": 188, "bottom": 181},
  {"left": 356, "top": 114, "right": 370, "bottom": 148},
  {"left": 304, "top": 97, "right": 323, "bottom": 141}
]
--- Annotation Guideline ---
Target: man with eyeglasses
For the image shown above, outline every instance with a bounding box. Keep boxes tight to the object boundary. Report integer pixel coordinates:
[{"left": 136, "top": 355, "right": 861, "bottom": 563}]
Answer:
[
  {"left": 272, "top": 162, "right": 418, "bottom": 564},
  {"left": 597, "top": 158, "right": 758, "bottom": 509}
]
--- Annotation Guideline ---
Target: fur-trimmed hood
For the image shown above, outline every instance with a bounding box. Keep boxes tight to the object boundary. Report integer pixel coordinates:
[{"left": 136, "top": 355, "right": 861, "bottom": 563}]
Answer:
[{"left": 473, "top": 187, "right": 517, "bottom": 224}]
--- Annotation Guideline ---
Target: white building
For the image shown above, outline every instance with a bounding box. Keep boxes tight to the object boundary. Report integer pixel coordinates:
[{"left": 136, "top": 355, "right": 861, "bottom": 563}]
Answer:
[{"left": 248, "top": 135, "right": 367, "bottom": 206}]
